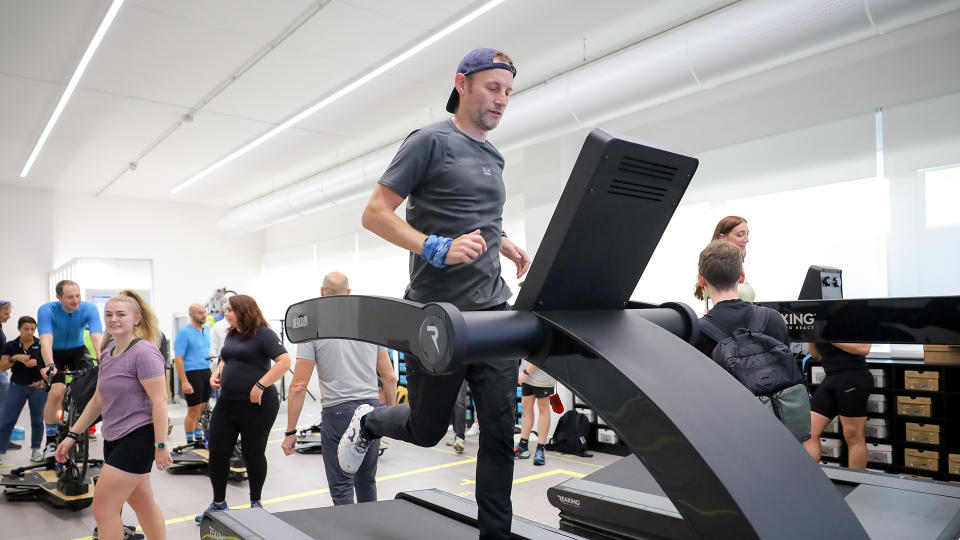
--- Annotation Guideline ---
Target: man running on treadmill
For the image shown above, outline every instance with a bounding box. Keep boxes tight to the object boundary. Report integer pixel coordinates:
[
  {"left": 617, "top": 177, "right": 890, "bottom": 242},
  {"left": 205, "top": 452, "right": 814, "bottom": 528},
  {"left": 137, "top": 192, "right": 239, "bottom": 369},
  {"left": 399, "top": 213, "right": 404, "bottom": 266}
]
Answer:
[
  {"left": 38, "top": 280, "right": 103, "bottom": 459},
  {"left": 338, "top": 48, "right": 530, "bottom": 540}
]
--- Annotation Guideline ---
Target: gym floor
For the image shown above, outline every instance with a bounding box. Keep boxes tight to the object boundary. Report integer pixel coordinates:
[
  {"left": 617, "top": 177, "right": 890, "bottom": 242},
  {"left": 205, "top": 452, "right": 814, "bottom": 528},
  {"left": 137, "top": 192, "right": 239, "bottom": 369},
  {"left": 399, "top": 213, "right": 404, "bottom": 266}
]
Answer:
[{"left": 0, "top": 399, "right": 619, "bottom": 540}]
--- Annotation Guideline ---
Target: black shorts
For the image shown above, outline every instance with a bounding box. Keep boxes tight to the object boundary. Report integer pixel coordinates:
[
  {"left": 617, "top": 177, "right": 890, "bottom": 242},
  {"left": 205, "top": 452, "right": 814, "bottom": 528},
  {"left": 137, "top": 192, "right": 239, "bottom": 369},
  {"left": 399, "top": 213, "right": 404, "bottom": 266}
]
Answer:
[
  {"left": 811, "top": 369, "right": 873, "bottom": 419},
  {"left": 184, "top": 368, "right": 213, "bottom": 407},
  {"left": 104, "top": 423, "right": 155, "bottom": 474},
  {"left": 521, "top": 383, "right": 554, "bottom": 399},
  {"left": 51, "top": 346, "right": 92, "bottom": 385}
]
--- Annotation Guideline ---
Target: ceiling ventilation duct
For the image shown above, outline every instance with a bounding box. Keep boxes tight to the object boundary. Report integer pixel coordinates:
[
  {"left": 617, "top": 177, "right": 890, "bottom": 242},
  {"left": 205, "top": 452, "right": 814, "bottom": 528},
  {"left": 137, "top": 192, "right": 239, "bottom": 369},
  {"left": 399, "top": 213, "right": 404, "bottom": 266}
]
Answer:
[{"left": 219, "top": 0, "right": 960, "bottom": 232}]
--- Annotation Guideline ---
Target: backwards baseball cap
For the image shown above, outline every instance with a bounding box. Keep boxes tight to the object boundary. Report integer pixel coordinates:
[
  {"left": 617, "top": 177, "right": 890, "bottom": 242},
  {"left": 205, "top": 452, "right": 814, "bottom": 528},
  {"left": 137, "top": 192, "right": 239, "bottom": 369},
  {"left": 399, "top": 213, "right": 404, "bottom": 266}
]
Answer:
[{"left": 445, "top": 48, "right": 517, "bottom": 114}]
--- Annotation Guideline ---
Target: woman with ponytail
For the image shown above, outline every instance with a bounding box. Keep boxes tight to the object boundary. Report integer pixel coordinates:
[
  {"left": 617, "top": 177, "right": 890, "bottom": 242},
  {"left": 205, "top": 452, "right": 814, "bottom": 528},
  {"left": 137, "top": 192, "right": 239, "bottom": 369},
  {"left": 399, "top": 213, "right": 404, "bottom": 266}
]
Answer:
[
  {"left": 694, "top": 216, "right": 754, "bottom": 312},
  {"left": 55, "top": 293, "right": 170, "bottom": 540}
]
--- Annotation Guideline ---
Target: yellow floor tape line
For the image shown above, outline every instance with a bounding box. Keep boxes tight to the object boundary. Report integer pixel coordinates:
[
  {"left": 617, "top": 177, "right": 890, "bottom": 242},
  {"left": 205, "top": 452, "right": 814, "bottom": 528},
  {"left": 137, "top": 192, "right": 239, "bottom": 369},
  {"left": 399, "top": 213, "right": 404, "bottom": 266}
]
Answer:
[
  {"left": 69, "top": 459, "right": 581, "bottom": 539},
  {"left": 70, "top": 456, "right": 478, "bottom": 540},
  {"left": 462, "top": 468, "right": 585, "bottom": 487}
]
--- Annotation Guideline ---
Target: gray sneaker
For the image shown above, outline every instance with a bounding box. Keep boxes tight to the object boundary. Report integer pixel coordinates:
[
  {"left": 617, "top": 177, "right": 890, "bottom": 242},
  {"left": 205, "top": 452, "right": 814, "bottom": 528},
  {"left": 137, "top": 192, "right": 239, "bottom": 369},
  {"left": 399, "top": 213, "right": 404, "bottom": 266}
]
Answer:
[
  {"left": 30, "top": 449, "right": 44, "bottom": 463},
  {"left": 337, "top": 404, "right": 374, "bottom": 474},
  {"left": 453, "top": 437, "right": 465, "bottom": 454}
]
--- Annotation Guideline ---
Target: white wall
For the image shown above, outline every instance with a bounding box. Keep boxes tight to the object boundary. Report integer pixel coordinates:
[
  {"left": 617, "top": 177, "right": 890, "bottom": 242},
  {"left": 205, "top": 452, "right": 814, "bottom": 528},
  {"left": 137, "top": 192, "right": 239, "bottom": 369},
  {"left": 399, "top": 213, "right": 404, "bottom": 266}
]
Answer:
[
  {"left": 0, "top": 185, "right": 264, "bottom": 338},
  {"left": 252, "top": 10, "right": 960, "bottom": 348}
]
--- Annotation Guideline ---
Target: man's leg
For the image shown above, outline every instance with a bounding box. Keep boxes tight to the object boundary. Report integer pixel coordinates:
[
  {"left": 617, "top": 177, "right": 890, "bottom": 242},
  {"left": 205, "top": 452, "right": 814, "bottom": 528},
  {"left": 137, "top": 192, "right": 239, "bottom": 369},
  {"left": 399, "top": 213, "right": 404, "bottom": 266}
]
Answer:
[
  {"left": 322, "top": 402, "right": 361, "bottom": 505},
  {"left": 353, "top": 399, "right": 382, "bottom": 504},
  {"left": 43, "top": 381, "right": 65, "bottom": 455},
  {"left": 451, "top": 381, "right": 467, "bottom": 439},
  {"left": 466, "top": 359, "right": 517, "bottom": 540},
  {"left": 361, "top": 356, "right": 464, "bottom": 446},
  {"left": 515, "top": 394, "right": 534, "bottom": 458},
  {"left": 185, "top": 403, "right": 203, "bottom": 440},
  {"left": 535, "top": 396, "right": 551, "bottom": 445}
]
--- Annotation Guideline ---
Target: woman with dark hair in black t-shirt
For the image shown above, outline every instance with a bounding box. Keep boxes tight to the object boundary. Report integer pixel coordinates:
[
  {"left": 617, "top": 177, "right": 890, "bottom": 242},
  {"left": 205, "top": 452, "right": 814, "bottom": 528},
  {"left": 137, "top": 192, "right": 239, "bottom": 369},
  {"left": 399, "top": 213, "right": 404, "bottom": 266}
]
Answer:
[
  {"left": 196, "top": 295, "right": 290, "bottom": 521},
  {"left": 803, "top": 342, "right": 873, "bottom": 469}
]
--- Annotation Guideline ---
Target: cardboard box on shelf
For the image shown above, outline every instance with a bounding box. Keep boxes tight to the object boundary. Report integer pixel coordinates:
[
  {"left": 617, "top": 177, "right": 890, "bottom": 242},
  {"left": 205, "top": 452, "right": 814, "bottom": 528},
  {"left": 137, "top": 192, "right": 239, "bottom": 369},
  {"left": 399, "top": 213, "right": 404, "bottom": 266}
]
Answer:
[
  {"left": 950, "top": 454, "right": 960, "bottom": 476},
  {"left": 596, "top": 428, "right": 619, "bottom": 445},
  {"left": 821, "top": 438, "right": 842, "bottom": 458},
  {"left": 867, "top": 443, "right": 893, "bottom": 464},
  {"left": 906, "top": 423, "right": 940, "bottom": 445},
  {"left": 867, "top": 394, "right": 886, "bottom": 414},
  {"left": 904, "top": 370, "right": 939, "bottom": 391},
  {"left": 864, "top": 418, "right": 888, "bottom": 439},
  {"left": 904, "top": 448, "right": 939, "bottom": 471},
  {"left": 869, "top": 368, "right": 886, "bottom": 388},
  {"left": 924, "top": 345, "right": 960, "bottom": 365},
  {"left": 897, "top": 396, "right": 932, "bottom": 417}
]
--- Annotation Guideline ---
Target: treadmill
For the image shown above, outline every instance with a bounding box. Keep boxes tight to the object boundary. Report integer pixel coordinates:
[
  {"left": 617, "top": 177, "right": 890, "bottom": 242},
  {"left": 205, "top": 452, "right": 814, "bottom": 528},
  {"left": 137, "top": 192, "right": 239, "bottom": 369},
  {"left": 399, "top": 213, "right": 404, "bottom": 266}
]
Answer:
[
  {"left": 203, "top": 129, "right": 873, "bottom": 539},
  {"left": 549, "top": 454, "right": 960, "bottom": 540}
]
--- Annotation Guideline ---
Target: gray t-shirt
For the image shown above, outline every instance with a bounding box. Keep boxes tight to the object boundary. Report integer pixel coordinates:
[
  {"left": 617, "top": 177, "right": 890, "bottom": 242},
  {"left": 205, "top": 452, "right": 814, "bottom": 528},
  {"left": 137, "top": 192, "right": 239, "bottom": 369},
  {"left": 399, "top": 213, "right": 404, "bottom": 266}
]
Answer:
[
  {"left": 379, "top": 119, "right": 512, "bottom": 310},
  {"left": 296, "top": 339, "right": 384, "bottom": 409},
  {"left": 520, "top": 359, "right": 556, "bottom": 389}
]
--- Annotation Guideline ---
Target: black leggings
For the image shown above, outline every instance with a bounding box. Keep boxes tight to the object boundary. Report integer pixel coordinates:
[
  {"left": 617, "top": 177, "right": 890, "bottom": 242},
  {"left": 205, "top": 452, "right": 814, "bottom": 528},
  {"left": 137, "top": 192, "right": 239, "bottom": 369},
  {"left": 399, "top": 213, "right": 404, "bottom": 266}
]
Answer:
[{"left": 207, "top": 397, "right": 279, "bottom": 502}]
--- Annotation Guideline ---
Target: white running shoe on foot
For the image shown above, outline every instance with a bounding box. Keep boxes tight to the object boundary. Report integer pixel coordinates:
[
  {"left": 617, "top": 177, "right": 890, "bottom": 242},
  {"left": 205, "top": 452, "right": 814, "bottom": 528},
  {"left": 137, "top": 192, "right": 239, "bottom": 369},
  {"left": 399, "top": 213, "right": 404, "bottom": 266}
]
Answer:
[
  {"left": 43, "top": 442, "right": 57, "bottom": 461},
  {"left": 338, "top": 404, "right": 374, "bottom": 474},
  {"left": 465, "top": 423, "right": 479, "bottom": 437},
  {"left": 30, "top": 449, "right": 44, "bottom": 463},
  {"left": 453, "top": 436, "right": 465, "bottom": 454}
]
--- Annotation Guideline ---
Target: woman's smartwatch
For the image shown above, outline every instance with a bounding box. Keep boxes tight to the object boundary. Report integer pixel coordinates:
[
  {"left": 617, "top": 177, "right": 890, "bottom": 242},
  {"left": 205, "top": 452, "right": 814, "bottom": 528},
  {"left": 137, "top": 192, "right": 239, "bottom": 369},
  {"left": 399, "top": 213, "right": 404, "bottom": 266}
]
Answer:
[{"left": 154, "top": 441, "right": 167, "bottom": 450}]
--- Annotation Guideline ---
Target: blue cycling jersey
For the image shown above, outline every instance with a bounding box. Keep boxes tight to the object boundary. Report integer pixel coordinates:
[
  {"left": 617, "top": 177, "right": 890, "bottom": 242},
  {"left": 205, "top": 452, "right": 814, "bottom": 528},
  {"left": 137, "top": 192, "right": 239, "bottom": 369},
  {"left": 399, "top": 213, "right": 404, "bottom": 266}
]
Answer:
[
  {"left": 37, "top": 301, "right": 103, "bottom": 350},
  {"left": 174, "top": 324, "right": 211, "bottom": 372}
]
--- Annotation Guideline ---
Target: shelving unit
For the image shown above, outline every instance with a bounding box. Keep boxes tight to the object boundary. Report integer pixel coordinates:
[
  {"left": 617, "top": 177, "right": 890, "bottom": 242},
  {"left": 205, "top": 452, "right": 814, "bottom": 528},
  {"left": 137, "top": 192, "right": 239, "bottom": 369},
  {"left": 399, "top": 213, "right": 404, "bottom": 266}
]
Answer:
[{"left": 808, "top": 357, "right": 960, "bottom": 481}]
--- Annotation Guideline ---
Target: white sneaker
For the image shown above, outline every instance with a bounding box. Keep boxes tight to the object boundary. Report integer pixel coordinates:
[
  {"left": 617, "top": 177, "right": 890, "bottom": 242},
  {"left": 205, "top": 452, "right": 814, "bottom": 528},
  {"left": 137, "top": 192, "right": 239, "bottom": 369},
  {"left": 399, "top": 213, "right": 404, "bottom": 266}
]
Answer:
[
  {"left": 337, "top": 404, "right": 374, "bottom": 474},
  {"left": 43, "top": 442, "right": 57, "bottom": 461},
  {"left": 465, "top": 423, "right": 480, "bottom": 437},
  {"left": 30, "top": 449, "right": 44, "bottom": 463},
  {"left": 453, "top": 437, "right": 465, "bottom": 454}
]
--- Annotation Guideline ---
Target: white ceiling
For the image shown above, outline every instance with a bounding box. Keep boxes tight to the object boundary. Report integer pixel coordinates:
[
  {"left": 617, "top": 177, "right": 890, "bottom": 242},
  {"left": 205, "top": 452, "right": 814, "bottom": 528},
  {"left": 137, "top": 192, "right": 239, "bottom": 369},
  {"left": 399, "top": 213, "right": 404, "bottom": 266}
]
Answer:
[{"left": 0, "top": 0, "right": 733, "bottom": 207}]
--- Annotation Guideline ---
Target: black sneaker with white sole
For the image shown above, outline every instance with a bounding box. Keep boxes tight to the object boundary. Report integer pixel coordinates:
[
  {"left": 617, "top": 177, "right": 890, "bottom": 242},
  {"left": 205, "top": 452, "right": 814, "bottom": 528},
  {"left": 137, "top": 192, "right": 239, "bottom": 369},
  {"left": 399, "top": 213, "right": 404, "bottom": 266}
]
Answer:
[{"left": 337, "top": 404, "right": 374, "bottom": 474}]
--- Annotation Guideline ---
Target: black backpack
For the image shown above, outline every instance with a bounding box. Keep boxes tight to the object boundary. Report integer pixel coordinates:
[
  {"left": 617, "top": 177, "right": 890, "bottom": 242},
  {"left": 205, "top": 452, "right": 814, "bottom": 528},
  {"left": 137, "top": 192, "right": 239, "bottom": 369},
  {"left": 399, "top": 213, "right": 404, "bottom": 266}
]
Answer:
[
  {"left": 699, "top": 305, "right": 803, "bottom": 396},
  {"left": 550, "top": 410, "right": 592, "bottom": 457}
]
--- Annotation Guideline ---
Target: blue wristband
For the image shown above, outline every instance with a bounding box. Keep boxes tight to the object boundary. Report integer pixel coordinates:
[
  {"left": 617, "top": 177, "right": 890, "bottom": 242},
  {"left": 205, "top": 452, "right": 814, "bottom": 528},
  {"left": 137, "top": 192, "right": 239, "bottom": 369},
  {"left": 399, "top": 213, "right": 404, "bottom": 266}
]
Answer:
[{"left": 420, "top": 235, "right": 452, "bottom": 268}]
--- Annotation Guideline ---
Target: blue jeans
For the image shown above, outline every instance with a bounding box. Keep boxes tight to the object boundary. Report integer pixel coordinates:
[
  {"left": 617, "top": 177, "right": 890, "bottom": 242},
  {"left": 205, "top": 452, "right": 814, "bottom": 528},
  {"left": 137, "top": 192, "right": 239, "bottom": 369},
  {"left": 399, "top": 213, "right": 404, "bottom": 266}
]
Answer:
[
  {"left": 0, "top": 383, "right": 46, "bottom": 452},
  {"left": 321, "top": 399, "right": 380, "bottom": 505}
]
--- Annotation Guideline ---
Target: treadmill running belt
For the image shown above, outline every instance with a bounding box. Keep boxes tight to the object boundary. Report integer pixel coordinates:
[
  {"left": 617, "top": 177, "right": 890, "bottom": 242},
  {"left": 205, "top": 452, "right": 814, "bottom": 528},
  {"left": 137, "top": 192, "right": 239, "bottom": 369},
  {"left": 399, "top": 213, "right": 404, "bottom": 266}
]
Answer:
[{"left": 275, "top": 499, "right": 480, "bottom": 538}]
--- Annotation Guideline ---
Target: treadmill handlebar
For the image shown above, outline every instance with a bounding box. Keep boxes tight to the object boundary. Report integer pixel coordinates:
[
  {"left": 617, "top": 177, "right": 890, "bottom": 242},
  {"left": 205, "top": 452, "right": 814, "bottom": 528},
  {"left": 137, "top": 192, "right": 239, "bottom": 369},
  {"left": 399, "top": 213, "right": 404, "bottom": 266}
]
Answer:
[
  {"left": 284, "top": 295, "right": 699, "bottom": 375},
  {"left": 284, "top": 295, "right": 545, "bottom": 375}
]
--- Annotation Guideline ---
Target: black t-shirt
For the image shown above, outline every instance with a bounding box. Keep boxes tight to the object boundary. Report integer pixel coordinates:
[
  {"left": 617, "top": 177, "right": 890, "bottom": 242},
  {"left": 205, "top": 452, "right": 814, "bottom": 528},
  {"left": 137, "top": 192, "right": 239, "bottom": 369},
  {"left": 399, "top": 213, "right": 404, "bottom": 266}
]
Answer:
[
  {"left": 2, "top": 336, "right": 43, "bottom": 385},
  {"left": 378, "top": 119, "right": 511, "bottom": 310},
  {"left": 694, "top": 299, "right": 791, "bottom": 357},
  {"left": 219, "top": 326, "right": 286, "bottom": 401},
  {"left": 817, "top": 342, "right": 868, "bottom": 374}
]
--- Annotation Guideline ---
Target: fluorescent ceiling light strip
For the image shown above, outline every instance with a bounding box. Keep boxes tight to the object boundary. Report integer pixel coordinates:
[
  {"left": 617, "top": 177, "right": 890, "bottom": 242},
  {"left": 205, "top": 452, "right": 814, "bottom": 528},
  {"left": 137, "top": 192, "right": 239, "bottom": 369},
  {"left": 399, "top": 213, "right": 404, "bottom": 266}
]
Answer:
[
  {"left": 171, "top": 0, "right": 505, "bottom": 194},
  {"left": 19, "top": 0, "right": 126, "bottom": 178}
]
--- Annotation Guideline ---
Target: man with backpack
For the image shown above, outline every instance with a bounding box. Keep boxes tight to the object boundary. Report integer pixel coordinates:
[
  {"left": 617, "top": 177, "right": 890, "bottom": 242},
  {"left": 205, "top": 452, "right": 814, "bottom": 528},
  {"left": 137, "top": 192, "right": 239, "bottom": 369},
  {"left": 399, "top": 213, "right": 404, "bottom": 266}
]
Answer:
[{"left": 694, "top": 240, "right": 810, "bottom": 442}]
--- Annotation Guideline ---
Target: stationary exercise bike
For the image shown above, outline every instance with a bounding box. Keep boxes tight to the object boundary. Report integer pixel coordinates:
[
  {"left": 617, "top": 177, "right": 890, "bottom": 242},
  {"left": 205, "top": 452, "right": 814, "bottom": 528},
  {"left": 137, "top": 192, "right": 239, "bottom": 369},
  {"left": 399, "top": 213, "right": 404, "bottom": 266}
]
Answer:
[
  {"left": 0, "top": 367, "right": 103, "bottom": 510},
  {"left": 168, "top": 403, "right": 247, "bottom": 481}
]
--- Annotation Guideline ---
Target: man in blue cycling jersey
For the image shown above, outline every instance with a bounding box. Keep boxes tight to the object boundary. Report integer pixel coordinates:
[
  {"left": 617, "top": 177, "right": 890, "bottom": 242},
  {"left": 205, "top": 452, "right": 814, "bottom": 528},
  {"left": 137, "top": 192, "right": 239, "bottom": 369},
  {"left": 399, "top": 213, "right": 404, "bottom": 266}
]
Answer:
[{"left": 37, "top": 280, "right": 103, "bottom": 459}]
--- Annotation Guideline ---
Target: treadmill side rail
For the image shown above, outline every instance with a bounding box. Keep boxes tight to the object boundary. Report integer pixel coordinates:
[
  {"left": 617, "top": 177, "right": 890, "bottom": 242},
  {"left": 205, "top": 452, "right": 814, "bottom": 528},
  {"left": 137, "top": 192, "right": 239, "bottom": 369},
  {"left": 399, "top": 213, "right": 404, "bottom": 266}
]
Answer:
[{"left": 200, "top": 508, "right": 314, "bottom": 540}]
